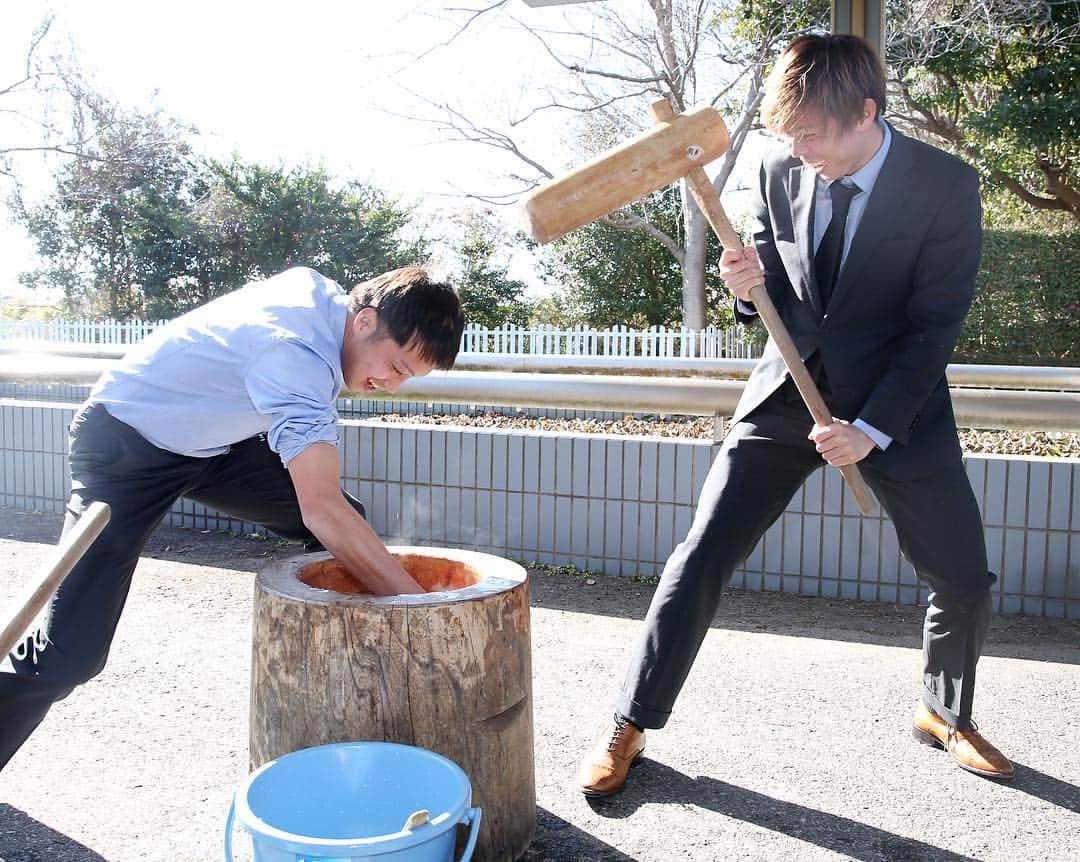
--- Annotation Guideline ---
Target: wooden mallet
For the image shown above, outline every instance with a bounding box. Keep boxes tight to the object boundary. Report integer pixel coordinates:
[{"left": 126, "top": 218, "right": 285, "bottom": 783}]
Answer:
[
  {"left": 0, "top": 501, "right": 112, "bottom": 659},
  {"left": 521, "top": 99, "right": 876, "bottom": 514}
]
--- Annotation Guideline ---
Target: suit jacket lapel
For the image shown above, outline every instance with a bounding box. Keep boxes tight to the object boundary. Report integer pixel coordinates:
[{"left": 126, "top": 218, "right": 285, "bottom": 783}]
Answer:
[
  {"left": 829, "top": 127, "right": 917, "bottom": 309},
  {"left": 788, "top": 162, "right": 819, "bottom": 312}
]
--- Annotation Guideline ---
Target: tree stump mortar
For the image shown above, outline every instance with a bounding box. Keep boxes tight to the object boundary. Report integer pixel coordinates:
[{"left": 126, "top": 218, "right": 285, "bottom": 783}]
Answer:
[{"left": 250, "top": 546, "right": 535, "bottom": 862}]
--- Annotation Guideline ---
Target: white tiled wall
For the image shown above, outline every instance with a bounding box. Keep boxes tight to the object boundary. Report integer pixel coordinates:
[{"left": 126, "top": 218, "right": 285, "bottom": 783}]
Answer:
[{"left": 2, "top": 401, "right": 1077, "bottom": 618}]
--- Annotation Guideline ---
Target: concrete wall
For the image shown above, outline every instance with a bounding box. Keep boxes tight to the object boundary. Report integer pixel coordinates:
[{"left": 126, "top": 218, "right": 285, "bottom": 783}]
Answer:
[{"left": 2, "top": 399, "right": 1078, "bottom": 619}]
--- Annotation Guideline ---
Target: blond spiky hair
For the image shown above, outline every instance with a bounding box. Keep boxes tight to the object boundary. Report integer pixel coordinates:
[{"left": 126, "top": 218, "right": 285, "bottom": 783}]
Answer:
[{"left": 760, "top": 34, "right": 886, "bottom": 135}]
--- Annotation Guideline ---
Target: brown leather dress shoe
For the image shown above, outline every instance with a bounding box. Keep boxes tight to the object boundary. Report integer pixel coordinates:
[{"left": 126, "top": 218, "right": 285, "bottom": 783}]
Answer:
[
  {"left": 912, "top": 704, "right": 1014, "bottom": 779},
  {"left": 578, "top": 714, "right": 646, "bottom": 797}
]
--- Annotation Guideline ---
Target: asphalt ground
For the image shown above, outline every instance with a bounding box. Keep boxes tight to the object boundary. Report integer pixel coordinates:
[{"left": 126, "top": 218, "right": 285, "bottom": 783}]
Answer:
[{"left": 0, "top": 505, "right": 1078, "bottom": 862}]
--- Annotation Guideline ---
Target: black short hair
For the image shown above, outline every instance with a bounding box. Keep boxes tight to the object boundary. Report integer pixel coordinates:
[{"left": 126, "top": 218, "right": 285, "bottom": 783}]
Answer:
[{"left": 348, "top": 266, "right": 464, "bottom": 370}]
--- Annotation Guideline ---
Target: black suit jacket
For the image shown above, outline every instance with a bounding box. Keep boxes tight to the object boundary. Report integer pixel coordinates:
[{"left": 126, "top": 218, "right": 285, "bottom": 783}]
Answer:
[{"left": 732, "top": 125, "right": 982, "bottom": 479}]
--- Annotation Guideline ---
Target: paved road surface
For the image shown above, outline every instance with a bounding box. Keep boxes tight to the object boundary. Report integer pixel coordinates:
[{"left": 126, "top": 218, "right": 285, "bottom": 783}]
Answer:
[{"left": 1, "top": 507, "right": 1077, "bottom": 861}]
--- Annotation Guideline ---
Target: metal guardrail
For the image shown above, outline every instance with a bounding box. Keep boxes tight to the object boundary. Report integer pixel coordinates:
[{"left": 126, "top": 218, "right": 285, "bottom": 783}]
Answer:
[
  {"left": 455, "top": 354, "right": 1080, "bottom": 390},
  {"left": 2, "top": 352, "right": 1078, "bottom": 432},
  {"left": 2, "top": 342, "right": 1078, "bottom": 390}
]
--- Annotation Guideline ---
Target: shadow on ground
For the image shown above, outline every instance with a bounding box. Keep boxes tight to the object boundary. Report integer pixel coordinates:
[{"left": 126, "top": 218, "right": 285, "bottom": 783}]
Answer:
[
  {"left": 1007, "top": 762, "right": 1080, "bottom": 815},
  {"left": 582, "top": 758, "right": 1080, "bottom": 861},
  {"left": 522, "top": 806, "right": 637, "bottom": 861},
  {"left": 0, "top": 805, "right": 108, "bottom": 862},
  {"left": 587, "top": 760, "right": 983, "bottom": 861}
]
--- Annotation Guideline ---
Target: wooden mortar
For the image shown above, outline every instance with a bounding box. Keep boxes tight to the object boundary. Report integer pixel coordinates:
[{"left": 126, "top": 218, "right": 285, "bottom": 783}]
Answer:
[{"left": 249, "top": 546, "right": 534, "bottom": 862}]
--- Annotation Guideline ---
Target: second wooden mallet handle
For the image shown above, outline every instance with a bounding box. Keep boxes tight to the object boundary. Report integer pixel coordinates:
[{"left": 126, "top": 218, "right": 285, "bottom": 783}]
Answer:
[{"left": 0, "top": 501, "right": 112, "bottom": 658}]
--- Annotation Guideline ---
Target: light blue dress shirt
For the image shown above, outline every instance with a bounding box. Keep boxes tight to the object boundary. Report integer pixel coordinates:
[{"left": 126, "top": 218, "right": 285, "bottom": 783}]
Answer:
[
  {"left": 90, "top": 267, "right": 351, "bottom": 466},
  {"left": 812, "top": 121, "right": 892, "bottom": 269}
]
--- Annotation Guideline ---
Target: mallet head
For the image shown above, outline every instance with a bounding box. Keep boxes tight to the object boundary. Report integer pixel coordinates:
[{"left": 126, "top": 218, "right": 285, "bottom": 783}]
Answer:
[{"left": 521, "top": 104, "right": 730, "bottom": 244}]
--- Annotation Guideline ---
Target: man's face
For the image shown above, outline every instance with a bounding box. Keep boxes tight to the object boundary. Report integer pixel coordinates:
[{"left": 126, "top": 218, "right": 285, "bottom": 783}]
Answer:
[
  {"left": 780, "top": 103, "right": 878, "bottom": 181},
  {"left": 342, "top": 307, "right": 436, "bottom": 395}
]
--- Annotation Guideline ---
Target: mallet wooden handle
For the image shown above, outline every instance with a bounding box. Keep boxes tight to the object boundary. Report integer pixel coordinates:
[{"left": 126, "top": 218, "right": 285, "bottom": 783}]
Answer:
[
  {"left": 648, "top": 100, "right": 875, "bottom": 515},
  {"left": 0, "top": 501, "right": 111, "bottom": 658}
]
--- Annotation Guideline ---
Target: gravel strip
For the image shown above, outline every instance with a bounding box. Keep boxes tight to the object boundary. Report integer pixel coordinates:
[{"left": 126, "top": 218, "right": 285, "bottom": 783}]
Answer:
[{"left": 366, "top": 411, "right": 1080, "bottom": 458}]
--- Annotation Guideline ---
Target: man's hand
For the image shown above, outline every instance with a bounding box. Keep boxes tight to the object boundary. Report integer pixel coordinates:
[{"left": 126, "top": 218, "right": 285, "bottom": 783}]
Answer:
[
  {"left": 808, "top": 421, "right": 876, "bottom": 467},
  {"left": 287, "top": 443, "right": 424, "bottom": 596},
  {"left": 718, "top": 246, "right": 764, "bottom": 303}
]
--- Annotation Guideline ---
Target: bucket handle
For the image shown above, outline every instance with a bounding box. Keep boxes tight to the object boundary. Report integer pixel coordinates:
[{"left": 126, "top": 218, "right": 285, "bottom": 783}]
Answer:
[
  {"left": 223, "top": 793, "right": 236, "bottom": 862},
  {"left": 457, "top": 807, "right": 482, "bottom": 862},
  {"left": 223, "top": 796, "right": 481, "bottom": 862}
]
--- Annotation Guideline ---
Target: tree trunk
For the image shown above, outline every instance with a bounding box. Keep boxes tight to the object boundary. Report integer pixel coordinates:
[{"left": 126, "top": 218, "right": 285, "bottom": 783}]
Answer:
[
  {"left": 250, "top": 547, "right": 535, "bottom": 862},
  {"left": 681, "top": 180, "right": 708, "bottom": 334}
]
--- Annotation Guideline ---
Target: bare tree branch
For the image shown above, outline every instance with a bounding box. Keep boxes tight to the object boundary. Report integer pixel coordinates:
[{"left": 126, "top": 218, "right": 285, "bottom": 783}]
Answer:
[
  {"left": 0, "top": 16, "right": 122, "bottom": 180},
  {"left": 436, "top": 183, "right": 544, "bottom": 206},
  {"left": 510, "top": 89, "right": 653, "bottom": 126},
  {"left": 384, "top": 93, "right": 555, "bottom": 193},
  {"left": 601, "top": 211, "right": 685, "bottom": 264},
  {"left": 406, "top": 1, "right": 511, "bottom": 66},
  {"left": 520, "top": 24, "right": 668, "bottom": 85}
]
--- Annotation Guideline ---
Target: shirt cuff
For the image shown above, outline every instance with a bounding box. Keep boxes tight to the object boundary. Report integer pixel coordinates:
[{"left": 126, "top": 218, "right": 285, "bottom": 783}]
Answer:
[
  {"left": 853, "top": 418, "right": 892, "bottom": 451},
  {"left": 735, "top": 297, "right": 758, "bottom": 317},
  {"left": 270, "top": 419, "right": 340, "bottom": 467}
]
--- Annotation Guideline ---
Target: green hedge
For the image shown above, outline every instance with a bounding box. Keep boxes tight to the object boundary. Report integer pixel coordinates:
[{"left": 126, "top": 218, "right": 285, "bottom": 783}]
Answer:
[{"left": 954, "top": 228, "right": 1079, "bottom": 366}]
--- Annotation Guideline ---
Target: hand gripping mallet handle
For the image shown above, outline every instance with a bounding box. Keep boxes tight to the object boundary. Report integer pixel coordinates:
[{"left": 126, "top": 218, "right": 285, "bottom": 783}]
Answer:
[
  {"left": 0, "top": 501, "right": 112, "bottom": 658},
  {"left": 647, "top": 100, "right": 875, "bottom": 515}
]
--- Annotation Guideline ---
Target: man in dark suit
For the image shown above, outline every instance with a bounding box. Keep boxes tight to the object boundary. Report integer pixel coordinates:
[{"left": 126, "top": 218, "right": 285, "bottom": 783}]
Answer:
[{"left": 578, "top": 33, "right": 1013, "bottom": 796}]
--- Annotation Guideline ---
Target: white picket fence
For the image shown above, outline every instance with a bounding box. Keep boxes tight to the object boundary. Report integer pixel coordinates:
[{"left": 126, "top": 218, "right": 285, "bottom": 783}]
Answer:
[
  {"left": 0, "top": 319, "right": 761, "bottom": 358},
  {"left": 461, "top": 323, "right": 759, "bottom": 358},
  {"left": 0, "top": 318, "right": 167, "bottom": 344}
]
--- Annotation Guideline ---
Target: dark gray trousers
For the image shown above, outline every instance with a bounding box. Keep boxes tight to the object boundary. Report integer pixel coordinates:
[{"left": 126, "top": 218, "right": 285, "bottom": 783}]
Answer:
[
  {"left": 615, "top": 394, "right": 994, "bottom": 732},
  {"left": 0, "top": 402, "right": 365, "bottom": 770}
]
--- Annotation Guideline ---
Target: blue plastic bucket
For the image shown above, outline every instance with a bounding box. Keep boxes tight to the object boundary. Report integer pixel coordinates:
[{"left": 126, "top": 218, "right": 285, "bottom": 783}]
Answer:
[{"left": 225, "top": 742, "right": 481, "bottom": 862}]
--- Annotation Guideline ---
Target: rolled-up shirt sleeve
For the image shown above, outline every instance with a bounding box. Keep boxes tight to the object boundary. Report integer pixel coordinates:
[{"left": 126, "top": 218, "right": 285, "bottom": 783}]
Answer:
[{"left": 243, "top": 339, "right": 341, "bottom": 466}]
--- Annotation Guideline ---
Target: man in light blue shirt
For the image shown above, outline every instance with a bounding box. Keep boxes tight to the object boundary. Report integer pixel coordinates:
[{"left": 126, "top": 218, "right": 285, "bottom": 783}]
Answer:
[{"left": 0, "top": 265, "right": 464, "bottom": 770}]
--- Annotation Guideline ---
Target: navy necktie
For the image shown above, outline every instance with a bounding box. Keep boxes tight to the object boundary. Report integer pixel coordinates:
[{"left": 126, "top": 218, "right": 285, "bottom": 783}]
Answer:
[{"left": 814, "top": 180, "right": 860, "bottom": 309}]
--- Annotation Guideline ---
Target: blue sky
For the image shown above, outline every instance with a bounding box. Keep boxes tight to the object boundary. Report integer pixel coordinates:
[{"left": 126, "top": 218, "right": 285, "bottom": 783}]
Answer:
[
  {"left": 1, "top": 1, "right": 588, "bottom": 297},
  {"left": 1, "top": 1, "right": 761, "bottom": 303}
]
